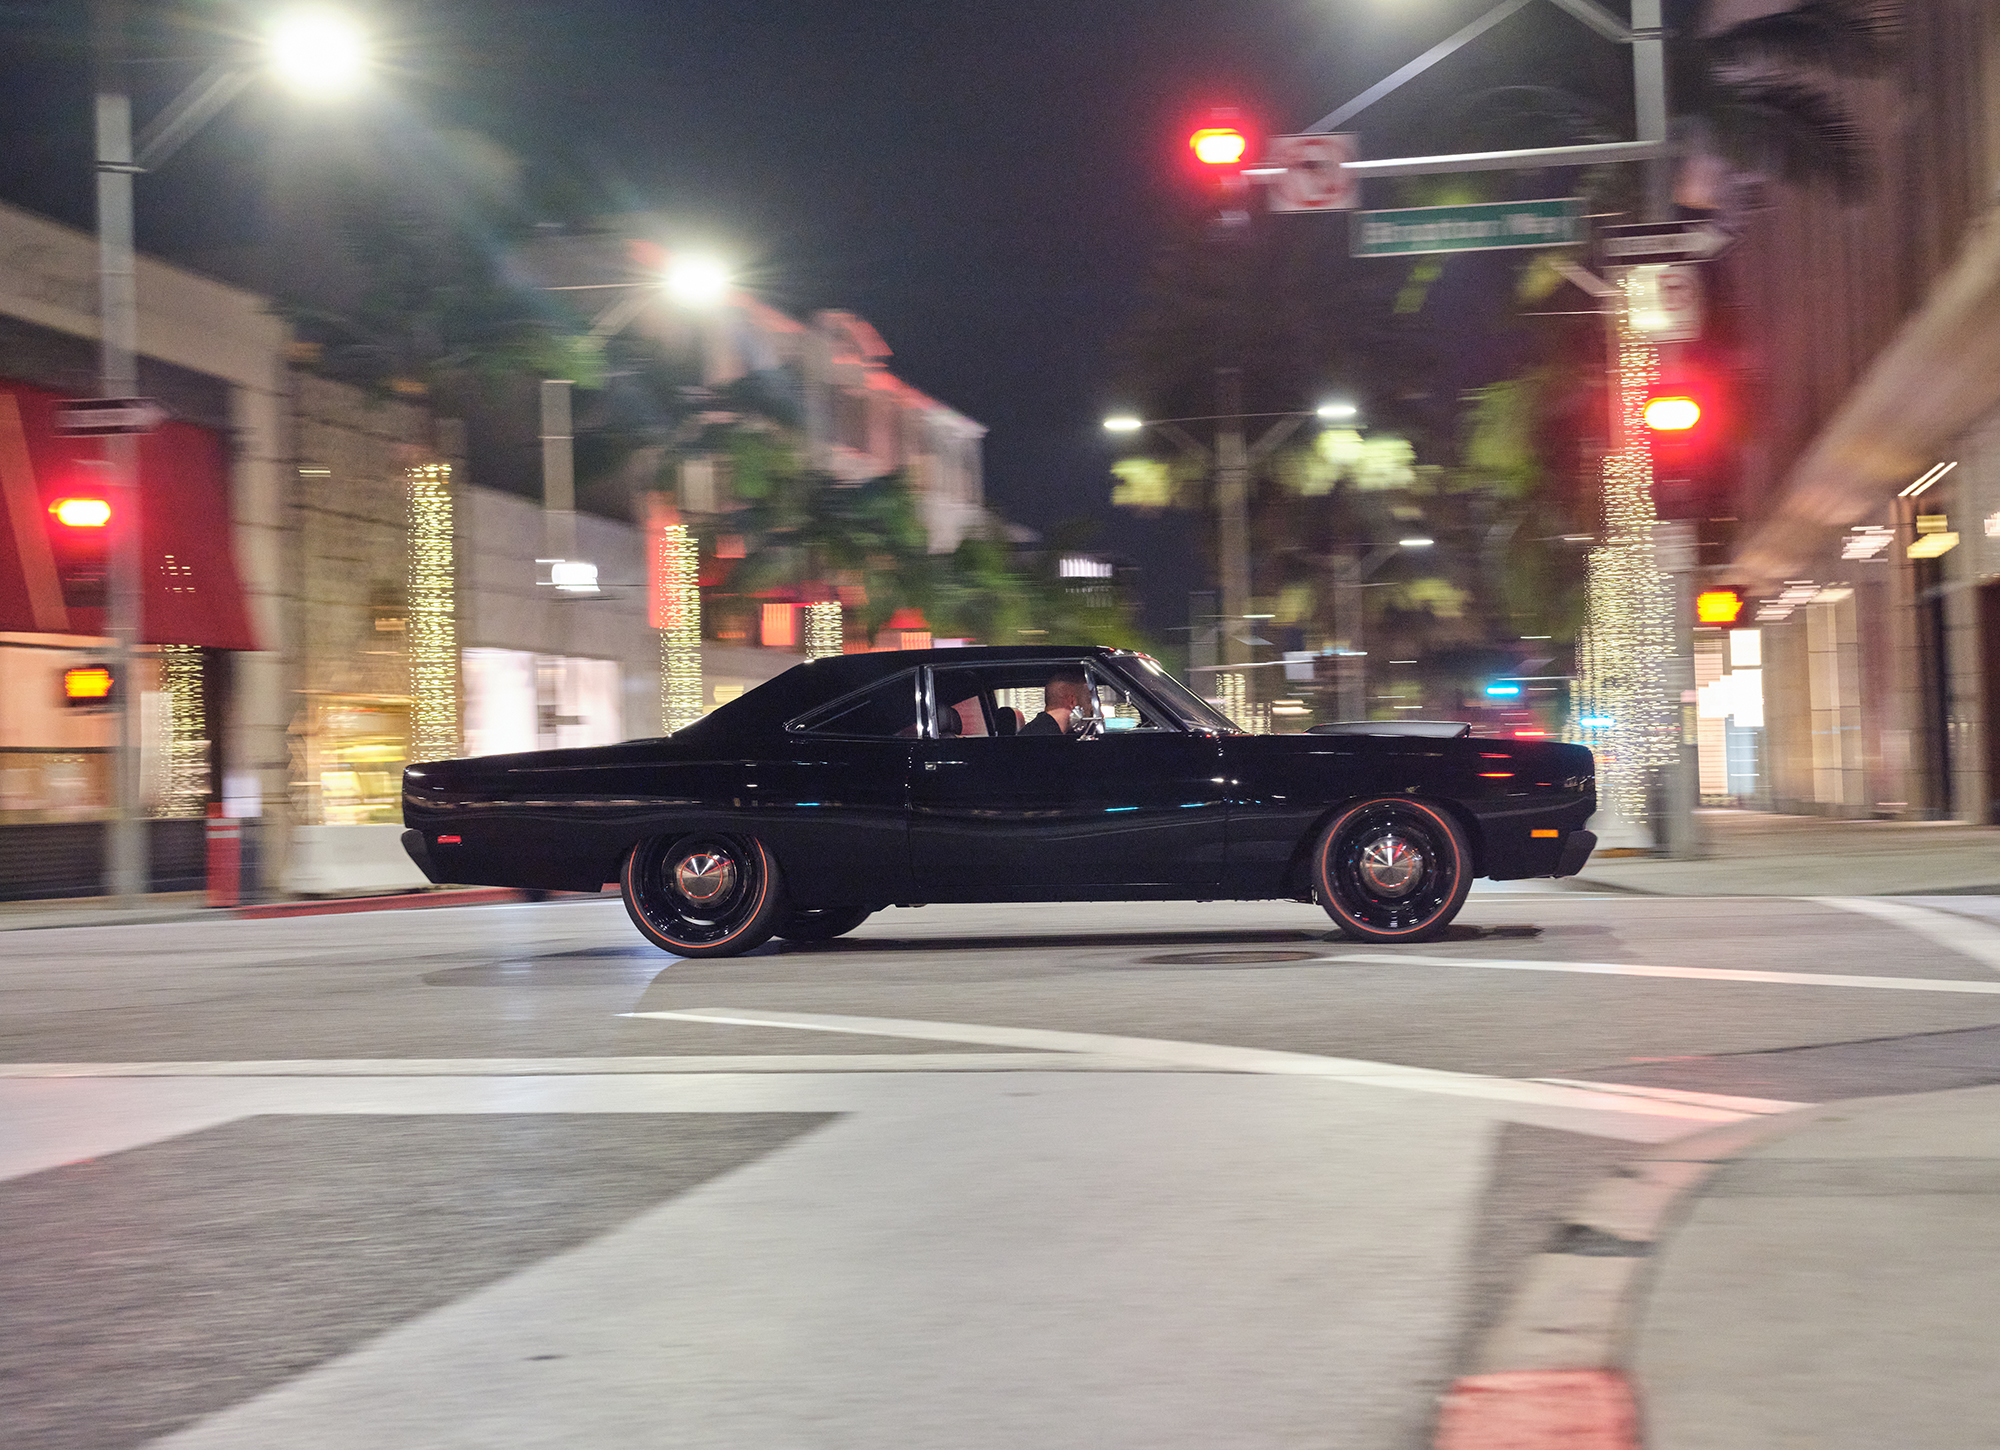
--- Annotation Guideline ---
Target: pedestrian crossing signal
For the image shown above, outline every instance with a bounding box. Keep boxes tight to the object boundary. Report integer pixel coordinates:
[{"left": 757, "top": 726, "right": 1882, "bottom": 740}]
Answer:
[
  {"left": 62, "top": 663, "right": 117, "bottom": 708},
  {"left": 1695, "top": 589, "right": 1744, "bottom": 625}
]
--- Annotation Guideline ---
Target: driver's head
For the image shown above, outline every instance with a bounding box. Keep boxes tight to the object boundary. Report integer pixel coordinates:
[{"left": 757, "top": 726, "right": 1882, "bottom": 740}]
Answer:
[{"left": 1044, "top": 670, "right": 1091, "bottom": 713}]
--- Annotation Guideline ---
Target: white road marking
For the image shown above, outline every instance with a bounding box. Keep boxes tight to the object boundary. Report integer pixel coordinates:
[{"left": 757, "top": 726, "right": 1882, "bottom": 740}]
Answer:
[
  {"left": 1815, "top": 895, "right": 2000, "bottom": 974},
  {"left": 0, "top": 1054, "right": 1125, "bottom": 1078},
  {"left": 1325, "top": 951, "right": 2000, "bottom": 994},
  {"left": 624, "top": 1008, "right": 1799, "bottom": 1122},
  {"left": 140, "top": 1072, "right": 1497, "bottom": 1450}
]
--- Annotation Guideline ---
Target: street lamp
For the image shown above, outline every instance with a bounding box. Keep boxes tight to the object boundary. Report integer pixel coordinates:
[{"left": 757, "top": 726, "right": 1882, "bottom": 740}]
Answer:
[
  {"left": 664, "top": 254, "right": 732, "bottom": 310},
  {"left": 92, "top": 0, "right": 368, "bottom": 907},
  {"left": 266, "top": 8, "right": 371, "bottom": 95},
  {"left": 1316, "top": 401, "right": 1358, "bottom": 421},
  {"left": 1101, "top": 392, "right": 1328, "bottom": 668}
]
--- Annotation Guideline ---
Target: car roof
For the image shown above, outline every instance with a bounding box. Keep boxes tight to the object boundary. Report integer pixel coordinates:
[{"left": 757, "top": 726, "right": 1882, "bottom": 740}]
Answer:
[{"left": 677, "top": 645, "right": 1131, "bottom": 739}]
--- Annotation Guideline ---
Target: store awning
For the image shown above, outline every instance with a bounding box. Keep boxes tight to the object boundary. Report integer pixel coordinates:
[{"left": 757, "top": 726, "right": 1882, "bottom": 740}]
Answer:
[
  {"left": 0, "top": 379, "right": 258, "bottom": 650},
  {"left": 1735, "top": 206, "right": 2000, "bottom": 586}
]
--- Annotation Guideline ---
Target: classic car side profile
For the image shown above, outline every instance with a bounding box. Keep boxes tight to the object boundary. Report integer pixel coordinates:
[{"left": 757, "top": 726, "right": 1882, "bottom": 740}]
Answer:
[{"left": 401, "top": 645, "right": 1597, "bottom": 956}]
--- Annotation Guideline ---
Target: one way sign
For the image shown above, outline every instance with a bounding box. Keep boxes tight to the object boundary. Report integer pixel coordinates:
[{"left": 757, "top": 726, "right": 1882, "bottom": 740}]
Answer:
[
  {"left": 1598, "top": 220, "right": 1733, "bottom": 262},
  {"left": 54, "top": 397, "right": 168, "bottom": 436}
]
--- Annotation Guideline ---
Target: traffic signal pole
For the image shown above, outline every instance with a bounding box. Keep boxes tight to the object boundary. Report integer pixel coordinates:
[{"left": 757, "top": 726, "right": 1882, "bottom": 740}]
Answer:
[{"left": 95, "top": 0, "right": 146, "bottom": 907}]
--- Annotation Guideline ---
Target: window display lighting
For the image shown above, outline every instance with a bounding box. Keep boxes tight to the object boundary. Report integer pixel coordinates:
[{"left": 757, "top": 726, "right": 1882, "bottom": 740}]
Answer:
[
  {"left": 1570, "top": 295, "right": 1677, "bottom": 826},
  {"left": 804, "top": 601, "right": 844, "bottom": 659},
  {"left": 406, "top": 462, "right": 460, "bottom": 762}
]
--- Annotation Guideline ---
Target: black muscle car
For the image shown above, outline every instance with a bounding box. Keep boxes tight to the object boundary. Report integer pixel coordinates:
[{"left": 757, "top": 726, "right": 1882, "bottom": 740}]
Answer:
[{"left": 401, "top": 645, "right": 1596, "bottom": 956}]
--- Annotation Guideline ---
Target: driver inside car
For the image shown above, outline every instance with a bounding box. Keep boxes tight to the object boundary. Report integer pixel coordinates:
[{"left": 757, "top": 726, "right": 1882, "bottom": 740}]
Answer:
[{"left": 1018, "top": 669, "right": 1097, "bottom": 736}]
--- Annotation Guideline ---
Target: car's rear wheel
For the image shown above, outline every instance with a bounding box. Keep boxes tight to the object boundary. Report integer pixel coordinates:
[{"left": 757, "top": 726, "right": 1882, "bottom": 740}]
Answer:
[
  {"left": 773, "top": 904, "right": 874, "bottom": 942},
  {"left": 1313, "top": 797, "right": 1472, "bottom": 943},
  {"left": 621, "top": 833, "right": 786, "bottom": 958}
]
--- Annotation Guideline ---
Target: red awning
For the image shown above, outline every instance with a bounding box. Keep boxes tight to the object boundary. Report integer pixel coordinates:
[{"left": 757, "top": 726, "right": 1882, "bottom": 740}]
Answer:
[{"left": 0, "top": 378, "right": 258, "bottom": 650}]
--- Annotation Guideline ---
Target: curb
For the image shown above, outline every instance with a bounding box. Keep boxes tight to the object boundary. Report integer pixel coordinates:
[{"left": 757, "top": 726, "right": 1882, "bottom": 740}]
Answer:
[
  {"left": 1433, "top": 1106, "right": 1826, "bottom": 1449},
  {"left": 233, "top": 887, "right": 530, "bottom": 919}
]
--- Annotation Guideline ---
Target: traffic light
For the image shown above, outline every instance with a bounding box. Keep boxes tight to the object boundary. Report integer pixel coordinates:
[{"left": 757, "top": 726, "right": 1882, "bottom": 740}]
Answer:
[
  {"left": 47, "top": 492, "right": 111, "bottom": 609},
  {"left": 61, "top": 662, "right": 118, "bottom": 710},
  {"left": 1643, "top": 395, "right": 1700, "bottom": 432},
  {"left": 1189, "top": 121, "right": 1249, "bottom": 169},
  {"left": 1184, "top": 109, "right": 1255, "bottom": 228},
  {"left": 1642, "top": 361, "right": 1735, "bottom": 529},
  {"left": 1695, "top": 589, "right": 1745, "bottom": 626}
]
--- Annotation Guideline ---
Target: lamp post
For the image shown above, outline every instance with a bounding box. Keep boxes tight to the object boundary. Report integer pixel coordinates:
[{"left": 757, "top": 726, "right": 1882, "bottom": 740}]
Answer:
[
  {"left": 538, "top": 252, "right": 733, "bottom": 732},
  {"left": 1103, "top": 389, "right": 1312, "bottom": 669},
  {"left": 1328, "top": 536, "right": 1432, "bottom": 721},
  {"left": 90, "top": 3, "right": 369, "bottom": 907}
]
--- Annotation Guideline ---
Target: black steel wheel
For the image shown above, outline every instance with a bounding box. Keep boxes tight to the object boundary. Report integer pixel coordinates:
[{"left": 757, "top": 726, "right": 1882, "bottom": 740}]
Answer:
[
  {"left": 773, "top": 904, "right": 875, "bottom": 942},
  {"left": 621, "top": 833, "right": 786, "bottom": 958},
  {"left": 1313, "top": 797, "right": 1472, "bottom": 943}
]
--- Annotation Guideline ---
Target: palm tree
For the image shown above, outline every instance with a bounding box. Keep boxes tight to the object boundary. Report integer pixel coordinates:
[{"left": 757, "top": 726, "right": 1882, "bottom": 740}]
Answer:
[{"left": 1669, "top": 0, "right": 1900, "bottom": 203}]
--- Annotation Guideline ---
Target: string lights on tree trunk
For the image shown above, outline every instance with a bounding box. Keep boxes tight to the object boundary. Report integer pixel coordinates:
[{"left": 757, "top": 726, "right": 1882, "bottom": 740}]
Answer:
[
  {"left": 1572, "top": 286, "right": 1677, "bottom": 828},
  {"left": 405, "top": 461, "right": 460, "bottom": 763}
]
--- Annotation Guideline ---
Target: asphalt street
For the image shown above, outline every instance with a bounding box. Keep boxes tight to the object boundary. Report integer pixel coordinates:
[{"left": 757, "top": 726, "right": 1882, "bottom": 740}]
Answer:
[{"left": 5, "top": 885, "right": 2000, "bottom": 1448}]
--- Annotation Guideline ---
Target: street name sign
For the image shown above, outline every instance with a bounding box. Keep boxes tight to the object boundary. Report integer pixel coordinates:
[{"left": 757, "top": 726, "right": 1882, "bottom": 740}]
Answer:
[
  {"left": 1265, "top": 133, "right": 1359, "bottom": 212},
  {"left": 1598, "top": 220, "right": 1732, "bottom": 261},
  {"left": 54, "top": 398, "right": 168, "bottom": 436},
  {"left": 1351, "top": 198, "right": 1584, "bottom": 257}
]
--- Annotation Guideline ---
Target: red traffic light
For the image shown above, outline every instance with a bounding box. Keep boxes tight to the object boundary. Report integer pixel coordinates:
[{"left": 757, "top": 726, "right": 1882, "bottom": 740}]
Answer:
[
  {"left": 50, "top": 495, "right": 112, "bottom": 528},
  {"left": 1643, "top": 396, "right": 1701, "bottom": 432},
  {"left": 62, "top": 664, "right": 116, "bottom": 704},
  {"left": 1190, "top": 126, "right": 1248, "bottom": 166}
]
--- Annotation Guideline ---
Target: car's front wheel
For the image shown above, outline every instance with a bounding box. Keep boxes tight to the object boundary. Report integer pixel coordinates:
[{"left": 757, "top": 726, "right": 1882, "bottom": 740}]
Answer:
[
  {"left": 1312, "top": 797, "right": 1472, "bottom": 943},
  {"left": 621, "top": 833, "right": 786, "bottom": 958},
  {"left": 773, "top": 905, "right": 874, "bottom": 942}
]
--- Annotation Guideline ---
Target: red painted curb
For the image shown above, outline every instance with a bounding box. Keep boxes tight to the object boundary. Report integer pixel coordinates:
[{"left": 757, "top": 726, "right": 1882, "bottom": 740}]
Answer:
[
  {"left": 234, "top": 888, "right": 527, "bottom": 920},
  {"left": 1435, "top": 1370, "right": 1640, "bottom": 1450}
]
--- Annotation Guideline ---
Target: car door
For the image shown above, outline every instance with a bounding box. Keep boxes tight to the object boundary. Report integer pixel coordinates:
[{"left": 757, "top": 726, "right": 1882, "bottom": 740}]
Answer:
[
  {"left": 763, "top": 670, "right": 922, "bottom": 905},
  {"left": 910, "top": 660, "right": 1227, "bottom": 896}
]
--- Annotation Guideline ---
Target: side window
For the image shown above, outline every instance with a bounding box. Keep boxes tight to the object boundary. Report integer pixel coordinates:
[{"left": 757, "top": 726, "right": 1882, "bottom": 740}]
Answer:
[
  {"left": 793, "top": 674, "right": 920, "bottom": 737},
  {"left": 1086, "top": 666, "right": 1173, "bottom": 732}
]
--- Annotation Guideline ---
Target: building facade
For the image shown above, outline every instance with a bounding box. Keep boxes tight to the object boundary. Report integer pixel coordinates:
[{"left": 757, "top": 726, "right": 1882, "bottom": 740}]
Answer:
[{"left": 1707, "top": 1, "right": 2000, "bottom": 822}]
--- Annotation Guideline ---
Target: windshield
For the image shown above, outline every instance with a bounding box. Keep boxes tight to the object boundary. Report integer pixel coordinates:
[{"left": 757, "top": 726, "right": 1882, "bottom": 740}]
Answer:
[{"left": 1121, "top": 654, "right": 1245, "bottom": 734}]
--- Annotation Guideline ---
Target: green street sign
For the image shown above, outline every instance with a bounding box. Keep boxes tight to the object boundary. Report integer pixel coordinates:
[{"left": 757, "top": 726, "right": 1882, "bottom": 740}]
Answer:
[{"left": 1351, "top": 198, "right": 1584, "bottom": 257}]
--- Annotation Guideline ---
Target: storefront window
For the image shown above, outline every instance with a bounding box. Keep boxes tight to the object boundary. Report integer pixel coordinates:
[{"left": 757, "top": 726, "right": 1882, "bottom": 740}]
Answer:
[{"left": 301, "top": 696, "right": 409, "bottom": 825}]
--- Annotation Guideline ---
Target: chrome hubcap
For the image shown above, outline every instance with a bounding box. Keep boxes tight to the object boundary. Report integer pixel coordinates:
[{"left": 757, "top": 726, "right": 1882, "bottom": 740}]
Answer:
[
  {"left": 673, "top": 851, "right": 737, "bottom": 905},
  {"left": 1359, "top": 834, "right": 1424, "bottom": 897}
]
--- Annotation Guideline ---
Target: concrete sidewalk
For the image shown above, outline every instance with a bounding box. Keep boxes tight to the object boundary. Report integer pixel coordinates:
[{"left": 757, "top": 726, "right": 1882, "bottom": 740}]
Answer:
[
  {"left": 1632, "top": 1083, "right": 2000, "bottom": 1449},
  {"left": 1574, "top": 809, "right": 2000, "bottom": 896}
]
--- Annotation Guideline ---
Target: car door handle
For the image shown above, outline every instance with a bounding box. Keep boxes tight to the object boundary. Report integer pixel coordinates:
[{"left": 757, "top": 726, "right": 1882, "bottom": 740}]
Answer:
[{"left": 923, "top": 760, "right": 968, "bottom": 771}]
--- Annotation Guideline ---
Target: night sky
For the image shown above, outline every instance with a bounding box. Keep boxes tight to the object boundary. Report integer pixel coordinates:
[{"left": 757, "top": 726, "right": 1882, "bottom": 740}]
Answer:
[{"left": 0, "top": 0, "right": 1624, "bottom": 632}]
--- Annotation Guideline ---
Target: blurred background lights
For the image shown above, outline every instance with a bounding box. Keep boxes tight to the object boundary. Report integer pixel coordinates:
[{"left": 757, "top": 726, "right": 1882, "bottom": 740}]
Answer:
[
  {"left": 267, "top": 8, "right": 369, "bottom": 96},
  {"left": 664, "top": 254, "right": 732, "bottom": 308}
]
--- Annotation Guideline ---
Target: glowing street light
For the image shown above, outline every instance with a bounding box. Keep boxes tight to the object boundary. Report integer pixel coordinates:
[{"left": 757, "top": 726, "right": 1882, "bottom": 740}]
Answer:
[
  {"left": 1398, "top": 536, "right": 1434, "bottom": 549},
  {"left": 665, "top": 254, "right": 732, "bottom": 308},
  {"left": 267, "top": 8, "right": 370, "bottom": 96},
  {"left": 1316, "top": 401, "right": 1357, "bottom": 420},
  {"left": 1102, "top": 415, "right": 1144, "bottom": 433}
]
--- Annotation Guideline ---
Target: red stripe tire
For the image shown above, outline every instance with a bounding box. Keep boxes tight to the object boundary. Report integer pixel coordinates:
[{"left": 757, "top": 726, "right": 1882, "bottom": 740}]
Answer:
[
  {"left": 1313, "top": 797, "right": 1472, "bottom": 944},
  {"left": 621, "top": 833, "right": 787, "bottom": 958}
]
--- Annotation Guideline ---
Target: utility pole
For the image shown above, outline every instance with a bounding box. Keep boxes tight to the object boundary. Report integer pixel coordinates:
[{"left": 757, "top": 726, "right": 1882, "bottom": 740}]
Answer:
[
  {"left": 1214, "top": 367, "right": 1251, "bottom": 667},
  {"left": 95, "top": 0, "right": 145, "bottom": 907}
]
